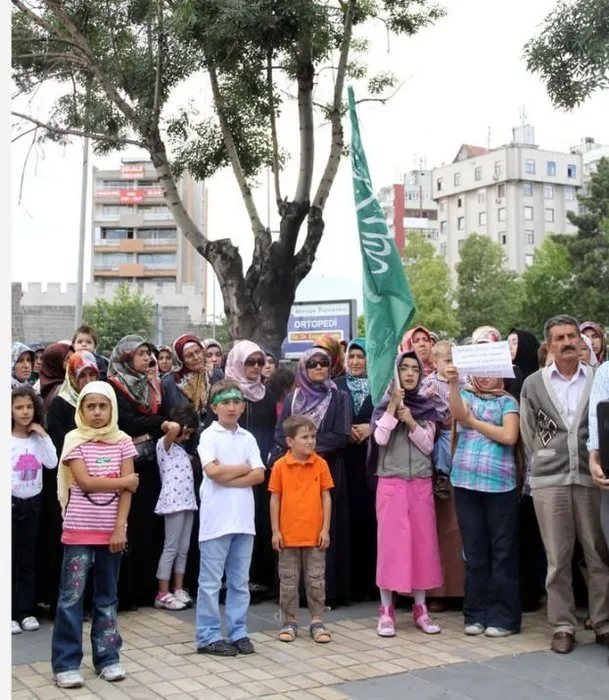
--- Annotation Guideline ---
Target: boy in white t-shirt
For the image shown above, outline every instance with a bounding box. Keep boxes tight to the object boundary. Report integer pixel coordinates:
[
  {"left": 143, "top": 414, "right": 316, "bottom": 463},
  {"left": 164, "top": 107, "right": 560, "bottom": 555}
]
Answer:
[{"left": 195, "top": 379, "right": 265, "bottom": 657}]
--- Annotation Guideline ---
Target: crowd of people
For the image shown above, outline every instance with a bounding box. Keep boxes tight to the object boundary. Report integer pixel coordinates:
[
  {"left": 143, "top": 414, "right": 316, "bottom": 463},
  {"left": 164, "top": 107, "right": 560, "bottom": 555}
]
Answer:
[{"left": 10, "top": 315, "right": 609, "bottom": 689}]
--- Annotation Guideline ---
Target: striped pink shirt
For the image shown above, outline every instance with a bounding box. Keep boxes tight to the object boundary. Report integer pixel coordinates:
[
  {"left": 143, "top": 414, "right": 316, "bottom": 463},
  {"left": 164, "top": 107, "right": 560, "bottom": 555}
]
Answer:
[{"left": 62, "top": 438, "right": 137, "bottom": 545}]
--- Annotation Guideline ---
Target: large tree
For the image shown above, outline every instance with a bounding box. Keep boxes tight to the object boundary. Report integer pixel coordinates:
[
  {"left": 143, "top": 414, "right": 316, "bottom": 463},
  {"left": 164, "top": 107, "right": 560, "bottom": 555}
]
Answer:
[
  {"left": 11, "top": 0, "right": 444, "bottom": 354},
  {"left": 524, "top": 0, "right": 609, "bottom": 109},
  {"left": 456, "top": 233, "right": 522, "bottom": 338},
  {"left": 403, "top": 231, "right": 459, "bottom": 338}
]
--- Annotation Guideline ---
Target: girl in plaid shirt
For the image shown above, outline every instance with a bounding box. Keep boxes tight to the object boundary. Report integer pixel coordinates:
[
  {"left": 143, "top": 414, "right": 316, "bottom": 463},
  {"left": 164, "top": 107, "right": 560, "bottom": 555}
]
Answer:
[{"left": 445, "top": 364, "right": 521, "bottom": 639}]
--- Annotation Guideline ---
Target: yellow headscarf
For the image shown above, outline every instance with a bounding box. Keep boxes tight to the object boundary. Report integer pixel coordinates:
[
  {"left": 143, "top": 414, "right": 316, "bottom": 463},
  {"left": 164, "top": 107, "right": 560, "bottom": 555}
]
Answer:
[{"left": 58, "top": 381, "right": 130, "bottom": 516}]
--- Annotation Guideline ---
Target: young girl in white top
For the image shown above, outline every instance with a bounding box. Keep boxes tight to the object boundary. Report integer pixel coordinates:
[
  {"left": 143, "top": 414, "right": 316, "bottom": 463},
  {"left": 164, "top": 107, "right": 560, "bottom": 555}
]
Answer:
[
  {"left": 51, "top": 382, "right": 139, "bottom": 690},
  {"left": 11, "top": 385, "right": 58, "bottom": 635},
  {"left": 154, "top": 405, "right": 199, "bottom": 610}
]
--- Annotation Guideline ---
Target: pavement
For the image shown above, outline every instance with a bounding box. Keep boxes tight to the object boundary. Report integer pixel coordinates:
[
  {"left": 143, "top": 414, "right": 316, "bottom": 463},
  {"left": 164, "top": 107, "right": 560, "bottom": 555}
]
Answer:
[{"left": 11, "top": 601, "right": 608, "bottom": 699}]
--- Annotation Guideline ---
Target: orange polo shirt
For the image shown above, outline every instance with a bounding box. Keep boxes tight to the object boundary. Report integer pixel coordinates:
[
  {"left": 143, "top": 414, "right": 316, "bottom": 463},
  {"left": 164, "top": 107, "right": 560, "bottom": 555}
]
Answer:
[{"left": 268, "top": 451, "right": 334, "bottom": 547}]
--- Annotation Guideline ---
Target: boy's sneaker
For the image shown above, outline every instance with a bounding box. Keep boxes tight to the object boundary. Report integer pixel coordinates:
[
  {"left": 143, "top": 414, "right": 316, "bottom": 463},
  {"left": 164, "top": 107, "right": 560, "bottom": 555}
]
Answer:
[
  {"left": 232, "top": 637, "right": 255, "bottom": 654},
  {"left": 154, "top": 592, "right": 186, "bottom": 611},
  {"left": 464, "top": 623, "right": 486, "bottom": 636},
  {"left": 412, "top": 604, "right": 441, "bottom": 635},
  {"left": 197, "top": 639, "right": 238, "bottom": 656},
  {"left": 173, "top": 589, "right": 193, "bottom": 607},
  {"left": 99, "top": 664, "right": 126, "bottom": 682},
  {"left": 11, "top": 620, "right": 22, "bottom": 635},
  {"left": 434, "top": 474, "right": 451, "bottom": 501},
  {"left": 20, "top": 616, "right": 40, "bottom": 632},
  {"left": 485, "top": 627, "right": 516, "bottom": 638},
  {"left": 54, "top": 670, "right": 84, "bottom": 689},
  {"left": 376, "top": 605, "right": 396, "bottom": 637}
]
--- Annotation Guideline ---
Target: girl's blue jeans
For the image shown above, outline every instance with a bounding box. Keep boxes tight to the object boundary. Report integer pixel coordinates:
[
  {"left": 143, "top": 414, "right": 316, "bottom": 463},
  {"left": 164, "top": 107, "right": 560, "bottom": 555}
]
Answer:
[{"left": 51, "top": 545, "right": 122, "bottom": 674}]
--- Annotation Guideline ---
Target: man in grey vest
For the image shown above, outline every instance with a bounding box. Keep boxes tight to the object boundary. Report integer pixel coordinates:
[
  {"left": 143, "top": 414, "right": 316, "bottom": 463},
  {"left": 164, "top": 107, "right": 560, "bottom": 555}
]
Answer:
[
  {"left": 588, "top": 359, "right": 609, "bottom": 665},
  {"left": 520, "top": 315, "right": 609, "bottom": 654}
]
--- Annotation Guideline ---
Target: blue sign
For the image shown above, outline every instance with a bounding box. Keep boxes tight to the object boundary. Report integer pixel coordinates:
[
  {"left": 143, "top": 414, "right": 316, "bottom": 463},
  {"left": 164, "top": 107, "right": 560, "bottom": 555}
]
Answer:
[{"left": 281, "top": 300, "right": 357, "bottom": 359}]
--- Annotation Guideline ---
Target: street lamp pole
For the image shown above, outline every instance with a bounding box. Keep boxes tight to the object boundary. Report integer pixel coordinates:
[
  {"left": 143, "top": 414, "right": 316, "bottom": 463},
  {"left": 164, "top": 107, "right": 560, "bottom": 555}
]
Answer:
[{"left": 75, "top": 135, "right": 90, "bottom": 326}]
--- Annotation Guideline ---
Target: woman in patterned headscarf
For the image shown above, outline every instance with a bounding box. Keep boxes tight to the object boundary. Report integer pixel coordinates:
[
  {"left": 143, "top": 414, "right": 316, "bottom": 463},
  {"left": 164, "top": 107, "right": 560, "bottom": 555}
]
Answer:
[
  {"left": 11, "top": 343, "right": 35, "bottom": 389},
  {"left": 273, "top": 347, "right": 352, "bottom": 606},
  {"left": 313, "top": 335, "right": 346, "bottom": 378},
  {"left": 107, "top": 335, "right": 180, "bottom": 608}
]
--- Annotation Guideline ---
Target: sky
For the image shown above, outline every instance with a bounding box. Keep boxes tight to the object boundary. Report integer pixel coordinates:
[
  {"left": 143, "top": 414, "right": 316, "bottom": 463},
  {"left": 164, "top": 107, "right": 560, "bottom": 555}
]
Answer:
[{"left": 10, "top": 0, "right": 609, "bottom": 318}]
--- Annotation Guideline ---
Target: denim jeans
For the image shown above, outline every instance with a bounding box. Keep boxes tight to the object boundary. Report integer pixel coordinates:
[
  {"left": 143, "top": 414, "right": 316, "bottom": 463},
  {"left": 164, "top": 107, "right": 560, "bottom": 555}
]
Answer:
[
  {"left": 196, "top": 534, "right": 253, "bottom": 647},
  {"left": 12, "top": 495, "right": 41, "bottom": 622},
  {"left": 52, "top": 545, "right": 122, "bottom": 674},
  {"left": 433, "top": 430, "right": 452, "bottom": 476},
  {"left": 454, "top": 487, "right": 521, "bottom": 631}
]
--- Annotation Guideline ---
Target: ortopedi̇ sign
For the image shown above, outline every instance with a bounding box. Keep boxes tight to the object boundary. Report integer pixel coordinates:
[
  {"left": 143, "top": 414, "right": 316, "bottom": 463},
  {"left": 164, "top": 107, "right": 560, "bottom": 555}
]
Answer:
[{"left": 281, "top": 300, "right": 357, "bottom": 359}]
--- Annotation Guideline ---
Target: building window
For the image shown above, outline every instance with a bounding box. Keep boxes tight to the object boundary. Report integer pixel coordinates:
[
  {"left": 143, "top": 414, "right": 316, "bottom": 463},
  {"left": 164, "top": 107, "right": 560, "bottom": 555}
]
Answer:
[
  {"left": 440, "top": 243, "right": 447, "bottom": 257},
  {"left": 100, "top": 205, "right": 122, "bottom": 215},
  {"left": 437, "top": 178, "right": 444, "bottom": 192},
  {"left": 545, "top": 208, "right": 555, "bottom": 223},
  {"left": 523, "top": 182, "right": 533, "bottom": 196},
  {"left": 524, "top": 206, "right": 534, "bottom": 221},
  {"left": 458, "top": 239, "right": 465, "bottom": 252},
  {"left": 544, "top": 185, "right": 554, "bottom": 199},
  {"left": 440, "top": 221, "right": 447, "bottom": 234},
  {"left": 497, "top": 184, "right": 506, "bottom": 198},
  {"left": 564, "top": 186, "right": 575, "bottom": 201},
  {"left": 475, "top": 167, "right": 482, "bottom": 181},
  {"left": 100, "top": 180, "right": 123, "bottom": 189},
  {"left": 454, "top": 172, "right": 461, "bottom": 186},
  {"left": 525, "top": 253, "right": 534, "bottom": 267},
  {"left": 138, "top": 228, "right": 177, "bottom": 242},
  {"left": 93, "top": 252, "right": 134, "bottom": 267},
  {"left": 498, "top": 207, "right": 506, "bottom": 222},
  {"left": 477, "top": 189, "right": 486, "bottom": 203},
  {"left": 439, "top": 200, "right": 446, "bottom": 212},
  {"left": 567, "top": 163, "right": 577, "bottom": 178},
  {"left": 546, "top": 161, "right": 556, "bottom": 177},
  {"left": 457, "top": 216, "right": 465, "bottom": 231},
  {"left": 526, "top": 229, "right": 535, "bottom": 245},
  {"left": 478, "top": 211, "right": 487, "bottom": 226},
  {"left": 137, "top": 253, "right": 177, "bottom": 268},
  {"left": 525, "top": 159, "right": 536, "bottom": 175},
  {"left": 101, "top": 228, "right": 132, "bottom": 240},
  {"left": 457, "top": 196, "right": 464, "bottom": 208},
  {"left": 499, "top": 232, "right": 507, "bottom": 245},
  {"left": 494, "top": 161, "right": 503, "bottom": 177}
]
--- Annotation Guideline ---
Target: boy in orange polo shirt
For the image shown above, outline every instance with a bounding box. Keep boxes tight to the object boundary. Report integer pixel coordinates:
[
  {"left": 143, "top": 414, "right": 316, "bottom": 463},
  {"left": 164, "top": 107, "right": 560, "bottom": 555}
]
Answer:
[{"left": 269, "top": 415, "right": 334, "bottom": 643}]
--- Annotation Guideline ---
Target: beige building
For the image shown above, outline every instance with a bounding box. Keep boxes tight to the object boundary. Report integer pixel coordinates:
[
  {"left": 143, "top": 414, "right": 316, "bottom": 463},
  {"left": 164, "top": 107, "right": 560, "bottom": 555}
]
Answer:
[
  {"left": 431, "top": 126, "right": 583, "bottom": 273},
  {"left": 91, "top": 158, "right": 208, "bottom": 298}
]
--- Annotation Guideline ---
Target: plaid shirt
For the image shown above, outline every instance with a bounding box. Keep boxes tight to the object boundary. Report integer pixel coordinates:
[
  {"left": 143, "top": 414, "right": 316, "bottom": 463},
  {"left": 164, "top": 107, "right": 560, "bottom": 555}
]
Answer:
[
  {"left": 451, "top": 390, "right": 520, "bottom": 493},
  {"left": 588, "top": 362, "right": 609, "bottom": 451}
]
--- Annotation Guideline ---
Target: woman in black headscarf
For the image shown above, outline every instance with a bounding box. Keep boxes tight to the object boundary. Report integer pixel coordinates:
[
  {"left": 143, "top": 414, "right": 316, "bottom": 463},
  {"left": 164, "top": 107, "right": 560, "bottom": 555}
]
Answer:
[{"left": 507, "top": 327, "right": 545, "bottom": 612}]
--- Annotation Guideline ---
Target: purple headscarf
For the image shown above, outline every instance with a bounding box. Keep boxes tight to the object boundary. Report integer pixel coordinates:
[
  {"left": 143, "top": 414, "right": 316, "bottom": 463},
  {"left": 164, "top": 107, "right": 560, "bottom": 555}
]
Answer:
[{"left": 291, "top": 348, "right": 337, "bottom": 427}]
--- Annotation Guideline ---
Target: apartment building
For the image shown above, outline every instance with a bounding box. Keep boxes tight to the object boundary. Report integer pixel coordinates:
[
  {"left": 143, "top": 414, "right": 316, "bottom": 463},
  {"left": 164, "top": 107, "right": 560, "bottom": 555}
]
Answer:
[
  {"left": 92, "top": 158, "right": 208, "bottom": 297},
  {"left": 571, "top": 136, "right": 609, "bottom": 178},
  {"left": 378, "top": 168, "right": 438, "bottom": 252},
  {"left": 430, "top": 126, "right": 582, "bottom": 273}
]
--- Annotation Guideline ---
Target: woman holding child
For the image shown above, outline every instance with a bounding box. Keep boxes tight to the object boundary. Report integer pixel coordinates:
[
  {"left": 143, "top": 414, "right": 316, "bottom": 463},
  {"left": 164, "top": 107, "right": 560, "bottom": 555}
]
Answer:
[{"left": 273, "top": 347, "right": 352, "bottom": 606}]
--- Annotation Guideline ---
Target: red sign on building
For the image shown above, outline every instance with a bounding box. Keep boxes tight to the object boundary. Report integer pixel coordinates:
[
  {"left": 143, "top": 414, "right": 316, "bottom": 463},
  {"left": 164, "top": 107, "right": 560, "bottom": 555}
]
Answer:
[{"left": 120, "top": 163, "right": 145, "bottom": 179}]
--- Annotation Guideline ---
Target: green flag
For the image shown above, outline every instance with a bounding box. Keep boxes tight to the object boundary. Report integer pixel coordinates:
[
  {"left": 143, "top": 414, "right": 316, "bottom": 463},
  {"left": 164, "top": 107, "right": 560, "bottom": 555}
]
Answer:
[{"left": 348, "top": 86, "right": 415, "bottom": 405}]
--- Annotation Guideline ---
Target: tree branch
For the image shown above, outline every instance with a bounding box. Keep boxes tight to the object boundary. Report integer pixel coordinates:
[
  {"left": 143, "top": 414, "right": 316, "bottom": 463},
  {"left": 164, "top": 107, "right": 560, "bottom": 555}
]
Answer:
[
  {"left": 17, "top": 128, "right": 38, "bottom": 205},
  {"left": 207, "top": 61, "right": 268, "bottom": 242},
  {"left": 266, "top": 48, "right": 282, "bottom": 206},
  {"left": 152, "top": 0, "right": 163, "bottom": 129},
  {"left": 11, "top": 125, "right": 38, "bottom": 144},
  {"left": 294, "top": 35, "right": 315, "bottom": 205},
  {"left": 11, "top": 111, "right": 146, "bottom": 147}
]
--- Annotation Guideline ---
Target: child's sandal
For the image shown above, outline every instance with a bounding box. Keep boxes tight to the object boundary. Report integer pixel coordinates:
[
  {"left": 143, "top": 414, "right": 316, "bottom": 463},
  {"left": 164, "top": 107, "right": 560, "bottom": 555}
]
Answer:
[
  {"left": 309, "top": 622, "right": 331, "bottom": 643},
  {"left": 278, "top": 622, "right": 298, "bottom": 642}
]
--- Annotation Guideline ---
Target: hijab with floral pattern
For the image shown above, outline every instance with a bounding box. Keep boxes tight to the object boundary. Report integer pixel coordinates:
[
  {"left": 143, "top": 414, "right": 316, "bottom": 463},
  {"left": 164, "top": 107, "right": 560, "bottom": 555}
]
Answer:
[{"left": 107, "top": 335, "right": 161, "bottom": 415}]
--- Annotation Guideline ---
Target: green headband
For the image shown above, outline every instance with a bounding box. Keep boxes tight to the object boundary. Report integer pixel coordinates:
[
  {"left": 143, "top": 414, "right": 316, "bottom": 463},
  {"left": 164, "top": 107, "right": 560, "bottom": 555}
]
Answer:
[{"left": 211, "top": 388, "right": 245, "bottom": 405}]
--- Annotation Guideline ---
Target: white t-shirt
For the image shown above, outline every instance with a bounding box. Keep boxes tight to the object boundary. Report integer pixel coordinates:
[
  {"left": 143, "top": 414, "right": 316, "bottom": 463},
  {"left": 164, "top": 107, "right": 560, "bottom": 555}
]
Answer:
[
  {"left": 12, "top": 433, "right": 58, "bottom": 499},
  {"left": 197, "top": 421, "right": 265, "bottom": 542}
]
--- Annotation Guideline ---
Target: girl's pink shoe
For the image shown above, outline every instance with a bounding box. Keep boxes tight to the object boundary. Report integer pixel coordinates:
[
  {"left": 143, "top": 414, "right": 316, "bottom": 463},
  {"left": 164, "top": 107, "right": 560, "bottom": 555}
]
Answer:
[
  {"left": 376, "top": 605, "right": 396, "bottom": 637},
  {"left": 412, "top": 604, "right": 441, "bottom": 634}
]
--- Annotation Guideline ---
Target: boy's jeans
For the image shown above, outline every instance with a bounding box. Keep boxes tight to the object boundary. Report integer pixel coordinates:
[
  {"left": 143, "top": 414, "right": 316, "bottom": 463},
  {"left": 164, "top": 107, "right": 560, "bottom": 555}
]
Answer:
[
  {"left": 433, "top": 430, "right": 452, "bottom": 476},
  {"left": 196, "top": 534, "right": 253, "bottom": 648},
  {"left": 52, "top": 545, "right": 122, "bottom": 674}
]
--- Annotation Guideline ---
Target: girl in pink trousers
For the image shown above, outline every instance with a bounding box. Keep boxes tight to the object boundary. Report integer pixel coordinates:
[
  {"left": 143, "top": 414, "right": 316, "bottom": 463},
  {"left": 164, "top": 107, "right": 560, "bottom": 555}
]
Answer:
[{"left": 369, "top": 351, "right": 446, "bottom": 637}]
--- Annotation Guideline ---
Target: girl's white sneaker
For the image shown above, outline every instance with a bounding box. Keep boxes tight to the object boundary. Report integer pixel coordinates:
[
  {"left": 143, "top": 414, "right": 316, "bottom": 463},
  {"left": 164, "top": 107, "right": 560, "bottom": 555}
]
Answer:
[
  {"left": 464, "top": 623, "right": 486, "bottom": 636},
  {"left": 20, "top": 616, "right": 40, "bottom": 632},
  {"left": 11, "top": 620, "right": 22, "bottom": 635},
  {"left": 54, "top": 670, "right": 84, "bottom": 688},
  {"left": 99, "top": 664, "right": 126, "bottom": 682},
  {"left": 173, "top": 589, "right": 193, "bottom": 607}
]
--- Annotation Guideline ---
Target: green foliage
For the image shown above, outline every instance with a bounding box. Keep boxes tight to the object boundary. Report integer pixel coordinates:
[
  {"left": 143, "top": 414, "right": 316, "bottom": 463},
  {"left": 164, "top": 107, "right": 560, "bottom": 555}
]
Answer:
[
  {"left": 456, "top": 234, "right": 523, "bottom": 338},
  {"left": 357, "top": 314, "right": 366, "bottom": 337},
  {"left": 405, "top": 232, "right": 460, "bottom": 338},
  {"left": 83, "top": 284, "right": 155, "bottom": 356},
  {"left": 524, "top": 0, "right": 609, "bottom": 110},
  {"left": 519, "top": 238, "right": 576, "bottom": 337}
]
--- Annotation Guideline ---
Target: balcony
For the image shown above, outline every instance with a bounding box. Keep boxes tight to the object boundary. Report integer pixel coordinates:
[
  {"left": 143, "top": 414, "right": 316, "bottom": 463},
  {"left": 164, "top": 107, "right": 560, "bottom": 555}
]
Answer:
[
  {"left": 94, "top": 238, "right": 121, "bottom": 247},
  {"left": 143, "top": 210, "right": 173, "bottom": 221}
]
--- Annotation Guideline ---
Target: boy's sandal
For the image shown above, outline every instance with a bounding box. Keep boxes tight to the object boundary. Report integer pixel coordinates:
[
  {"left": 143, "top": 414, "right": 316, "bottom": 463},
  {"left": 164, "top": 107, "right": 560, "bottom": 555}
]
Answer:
[
  {"left": 309, "top": 622, "right": 331, "bottom": 644},
  {"left": 278, "top": 622, "right": 298, "bottom": 642}
]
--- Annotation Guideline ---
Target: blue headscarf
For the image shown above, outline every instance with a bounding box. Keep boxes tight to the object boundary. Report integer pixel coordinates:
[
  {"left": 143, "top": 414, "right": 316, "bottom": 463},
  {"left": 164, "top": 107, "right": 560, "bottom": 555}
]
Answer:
[{"left": 345, "top": 338, "right": 369, "bottom": 414}]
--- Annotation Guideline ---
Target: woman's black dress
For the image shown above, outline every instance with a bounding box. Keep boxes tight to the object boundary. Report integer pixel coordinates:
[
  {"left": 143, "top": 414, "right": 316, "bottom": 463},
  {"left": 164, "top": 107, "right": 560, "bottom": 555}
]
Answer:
[
  {"left": 274, "top": 388, "right": 352, "bottom": 605},
  {"left": 335, "top": 377, "right": 377, "bottom": 601}
]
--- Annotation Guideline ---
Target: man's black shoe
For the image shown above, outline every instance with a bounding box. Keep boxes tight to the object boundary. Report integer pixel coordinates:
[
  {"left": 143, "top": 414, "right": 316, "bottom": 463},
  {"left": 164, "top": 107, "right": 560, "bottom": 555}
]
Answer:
[
  {"left": 232, "top": 637, "right": 255, "bottom": 654},
  {"left": 197, "top": 639, "right": 238, "bottom": 656}
]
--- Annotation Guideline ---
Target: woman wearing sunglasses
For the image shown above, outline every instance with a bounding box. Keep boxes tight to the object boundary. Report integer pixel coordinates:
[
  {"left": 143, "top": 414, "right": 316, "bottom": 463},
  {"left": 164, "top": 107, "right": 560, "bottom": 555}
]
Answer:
[
  {"left": 272, "top": 347, "right": 352, "bottom": 607},
  {"left": 225, "top": 340, "right": 279, "bottom": 600}
]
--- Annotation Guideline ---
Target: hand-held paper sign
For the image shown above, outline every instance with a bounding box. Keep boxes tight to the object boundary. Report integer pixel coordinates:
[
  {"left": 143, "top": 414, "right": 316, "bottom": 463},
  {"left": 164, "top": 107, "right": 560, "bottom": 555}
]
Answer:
[{"left": 452, "top": 341, "right": 516, "bottom": 379}]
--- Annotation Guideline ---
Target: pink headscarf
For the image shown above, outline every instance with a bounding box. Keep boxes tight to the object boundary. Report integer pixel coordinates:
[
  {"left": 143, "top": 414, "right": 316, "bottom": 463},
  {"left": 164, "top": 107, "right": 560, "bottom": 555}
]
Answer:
[
  {"left": 398, "top": 326, "right": 434, "bottom": 377},
  {"left": 224, "top": 340, "right": 266, "bottom": 402}
]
